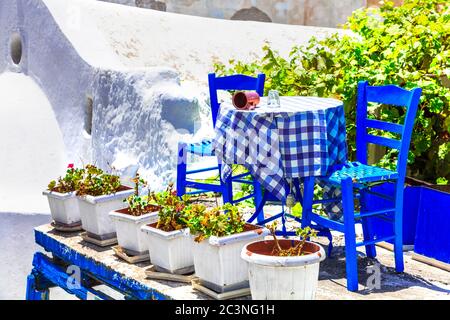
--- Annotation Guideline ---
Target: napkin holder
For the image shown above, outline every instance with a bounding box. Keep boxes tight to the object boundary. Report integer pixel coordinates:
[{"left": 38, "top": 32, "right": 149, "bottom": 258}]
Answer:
[{"left": 232, "top": 91, "right": 260, "bottom": 110}]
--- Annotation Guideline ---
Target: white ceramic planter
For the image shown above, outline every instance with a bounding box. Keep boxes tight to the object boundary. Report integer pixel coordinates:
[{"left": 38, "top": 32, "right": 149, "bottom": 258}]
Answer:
[
  {"left": 191, "top": 224, "right": 268, "bottom": 293},
  {"left": 141, "top": 224, "right": 194, "bottom": 274},
  {"left": 241, "top": 239, "right": 326, "bottom": 300},
  {"left": 43, "top": 190, "right": 80, "bottom": 226},
  {"left": 78, "top": 188, "right": 134, "bottom": 240},
  {"left": 109, "top": 207, "right": 159, "bottom": 255}
]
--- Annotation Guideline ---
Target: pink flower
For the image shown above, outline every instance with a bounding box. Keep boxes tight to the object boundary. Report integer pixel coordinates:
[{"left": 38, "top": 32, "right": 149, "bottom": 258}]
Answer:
[{"left": 67, "top": 163, "right": 74, "bottom": 169}]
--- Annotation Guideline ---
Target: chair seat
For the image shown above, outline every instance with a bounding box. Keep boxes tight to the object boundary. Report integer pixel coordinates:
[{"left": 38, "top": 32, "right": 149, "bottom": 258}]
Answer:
[
  {"left": 325, "top": 161, "right": 398, "bottom": 186},
  {"left": 187, "top": 139, "right": 214, "bottom": 156}
]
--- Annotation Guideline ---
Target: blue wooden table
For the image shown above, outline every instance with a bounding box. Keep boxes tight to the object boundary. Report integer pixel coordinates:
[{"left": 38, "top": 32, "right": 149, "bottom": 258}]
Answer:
[{"left": 26, "top": 224, "right": 213, "bottom": 300}]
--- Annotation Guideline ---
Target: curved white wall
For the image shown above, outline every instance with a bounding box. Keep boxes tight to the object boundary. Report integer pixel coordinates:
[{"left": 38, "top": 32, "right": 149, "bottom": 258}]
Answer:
[
  {"left": 0, "top": 72, "right": 67, "bottom": 213},
  {"left": 43, "top": 0, "right": 346, "bottom": 83}
]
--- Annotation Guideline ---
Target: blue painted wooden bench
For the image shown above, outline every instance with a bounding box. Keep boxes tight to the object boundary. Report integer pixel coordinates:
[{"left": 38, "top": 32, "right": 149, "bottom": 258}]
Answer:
[{"left": 26, "top": 224, "right": 211, "bottom": 300}]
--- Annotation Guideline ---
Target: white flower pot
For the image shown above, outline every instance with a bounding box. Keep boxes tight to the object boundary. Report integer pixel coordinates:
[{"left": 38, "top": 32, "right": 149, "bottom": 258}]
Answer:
[
  {"left": 141, "top": 224, "right": 194, "bottom": 274},
  {"left": 191, "top": 224, "right": 268, "bottom": 293},
  {"left": 109, "top": 207, "right": 159, "bottom": 255},
  {"left": 78, "top": 188, "right": 134, "bottom": 240},
  {"left": 241, "top": 239, "right": 326, "bottom": 300},
  {"left": 43, "top": 190, "right": 80, "bottom": 226}
]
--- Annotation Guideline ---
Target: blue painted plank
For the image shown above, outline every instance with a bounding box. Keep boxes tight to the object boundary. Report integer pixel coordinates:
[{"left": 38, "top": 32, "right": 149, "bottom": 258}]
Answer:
[
  {"left": 414, "top": 187, "right": 450, "bottom": 264},
  {"left": 31, "top": 252, "right": 113, "bottom": 300},
  {"left": 34, "top": 229, "right": 171, "bottom": 300},
  {"left": 365, "top": 119, "right": 403, "bottom": 134}
]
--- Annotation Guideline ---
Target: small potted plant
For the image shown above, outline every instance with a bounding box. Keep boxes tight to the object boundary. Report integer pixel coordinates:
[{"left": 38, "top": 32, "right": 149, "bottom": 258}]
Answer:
[
  {"left": 43, "top": 164, "right": 85, "bottom": 229},
  {"left": 241, "top": 222, "right": 326, "bottom": 300},
  {"left": 77, "top": 164, "right": 134, "bottom": 242},
  {"left": 109, "top": 174, "right": 160, "bottom": 256},
  {"left": 140, "top": 184, "right": 194, "bottom": 274},
  {"left": 185, "top": 203, "right": 268, "bottom": 293}
]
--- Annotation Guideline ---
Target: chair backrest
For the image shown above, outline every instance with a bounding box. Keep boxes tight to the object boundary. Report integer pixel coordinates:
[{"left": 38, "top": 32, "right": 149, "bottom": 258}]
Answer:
[
  {"left": 208, "top": 73, "right": 266, "bottom": 127},
  {"left": 356, "top": 81, "right": 422, "bottom": 179}
]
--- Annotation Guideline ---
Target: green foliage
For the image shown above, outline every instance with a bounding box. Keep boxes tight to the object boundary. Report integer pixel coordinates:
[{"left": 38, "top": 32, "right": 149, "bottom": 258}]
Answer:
[
  {"left": 185, "top": 202, "right": 245, "bottom": 242},
  {"left": 124, "top": 173, "right": 159, "bottom": 216},
  {"left": 47, "top": 164, "right": 85, "bottom": 193},
  {"left": 76, "top": 164, "right": 122, "bottom": 197},
  {"left": 291, "top": 202, "right": 303, "bottom": 218},
  {"left": 267, "top": 221, "right": 318, "bottom": 256},
  {"left": 150, "top": 183, "right": 190, "bottom": 231},
  {"left": 214, "top": 0, "right": 450, "bottom": 184},
  {"left": 126, "top": 194, "right": 154, "bottom": 216},
  {"left": 233, "top": 182, "right": 255, "bottom": 208}
]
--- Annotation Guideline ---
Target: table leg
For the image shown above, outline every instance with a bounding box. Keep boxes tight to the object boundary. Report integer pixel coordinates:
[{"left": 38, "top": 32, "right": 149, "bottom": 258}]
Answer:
[{"left": 301, "top": 176, "right": 315, "bottom": 228}]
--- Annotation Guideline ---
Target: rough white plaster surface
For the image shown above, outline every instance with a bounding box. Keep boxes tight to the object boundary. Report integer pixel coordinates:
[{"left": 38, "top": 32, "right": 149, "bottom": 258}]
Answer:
[
  {"left": 92, "top": 68, "right": 203, "bottom": 188},
  {"left": 0, "top": 0, "right": 346, "bottom": 213},
  {"left": 45, "top": 0, "right": 347, "bottom": 82}
]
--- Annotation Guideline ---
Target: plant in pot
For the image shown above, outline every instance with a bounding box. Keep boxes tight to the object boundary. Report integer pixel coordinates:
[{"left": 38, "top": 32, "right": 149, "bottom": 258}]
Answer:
[
  {"left": 43, "top": 164, "right": 85, "bottom": 229},
  {"left": 140, "top": 183, "right": 194, "bottom": 274},
  {"left": 109, "top": 173, "right": 160, "bottom": 256},
  {"left": 185, "top": 203, "right": 268, "bottom": 293},
  {"left": 76, "top": 164, "right": 134, "bottom": 242},
  {"left": 241, "top": 222, "right": 326, "bottom": 300}
]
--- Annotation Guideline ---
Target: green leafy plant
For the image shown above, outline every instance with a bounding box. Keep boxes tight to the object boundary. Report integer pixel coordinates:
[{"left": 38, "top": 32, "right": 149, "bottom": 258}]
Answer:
[
  {"left": 215, "top": 0, "right": 450, "bottom": 184},
  {"left": 185, "top": 202, "right": 245, "bottom": 242},
  {"left": 267, "top": 222, "right": 318, "bottom": 256},
  {"left": 150, "top": 183, "right": 190, "bottom": 231},
  {"left": 76, "top": 164, "right": 123, "bottom": 197},
  {"left": 47, "top": 164, "right": 85, "bottom": 193},
  {"left": 437, "top": 177, "right": 448, "bottom": 185},
  {"left": 123, "top": 173, "right": 159, "bottom": 216}
]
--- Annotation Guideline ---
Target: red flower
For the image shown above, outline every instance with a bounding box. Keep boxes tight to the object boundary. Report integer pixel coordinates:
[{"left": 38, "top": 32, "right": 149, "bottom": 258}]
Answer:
[{"left": 67, "top": 163, "right": 74, "bottom": 169}]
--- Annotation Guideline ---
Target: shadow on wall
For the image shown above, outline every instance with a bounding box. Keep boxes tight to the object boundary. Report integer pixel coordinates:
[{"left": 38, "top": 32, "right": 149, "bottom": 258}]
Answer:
[
  {"left": 231, "top": 7, "right": 272, "bottom": 23},
  {"left": 135, "top": 0, "right": 166, "bottom": 11},
  {"left": 10, "top": 32, "right": 22, "bottom": 65}
]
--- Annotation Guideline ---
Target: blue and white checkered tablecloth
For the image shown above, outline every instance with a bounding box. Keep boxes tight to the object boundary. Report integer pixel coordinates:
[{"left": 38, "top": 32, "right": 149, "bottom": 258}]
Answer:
[{"left": 213, "top": 96, "right": 348, "bottom": 207}]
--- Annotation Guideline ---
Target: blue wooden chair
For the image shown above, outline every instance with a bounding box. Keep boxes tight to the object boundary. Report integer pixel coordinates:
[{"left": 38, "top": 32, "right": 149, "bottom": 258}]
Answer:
[
  {"left": 301, "top": 81, "right": 422, "bottom": 291},
  {"left": 177, "top": 73, "right": 266, "bottom": 218}
]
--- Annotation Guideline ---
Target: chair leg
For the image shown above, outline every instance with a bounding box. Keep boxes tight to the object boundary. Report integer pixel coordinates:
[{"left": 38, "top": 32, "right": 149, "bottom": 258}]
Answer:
[
  {"left": 176, "top": 143, "right": 187, "bottom": 197},
  {"left": 361, "top": 218, "right": 377, "bottom": 259},
  {"left": 394, "top": 185, "right": 404, "bottom": 272},
  {"left": 301, "top": 177, "right": 314, "bottom": 228},
  {"left": 342, "top": 178, "right": 359, "bottom": 292},
  {"left": 253, "top": 180, "right": 264, "bottom": 223},
  {"left": 360, "top": 189, "right": 377, "bottom": 258}
]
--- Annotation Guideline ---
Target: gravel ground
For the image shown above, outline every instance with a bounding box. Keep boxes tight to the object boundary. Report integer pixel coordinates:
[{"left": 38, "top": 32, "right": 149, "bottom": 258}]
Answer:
[
  {"left": 314, "top": 235, "right": 450, "bottom": 299},
  {"left": 0, "top": 213, "right": 75, "bottom": 300}
]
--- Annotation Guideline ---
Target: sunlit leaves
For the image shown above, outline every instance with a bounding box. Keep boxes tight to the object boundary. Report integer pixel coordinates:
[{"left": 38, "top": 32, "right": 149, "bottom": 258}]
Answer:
[{"left": 214, "top": 0, "right": 449, "bottom": 184}]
